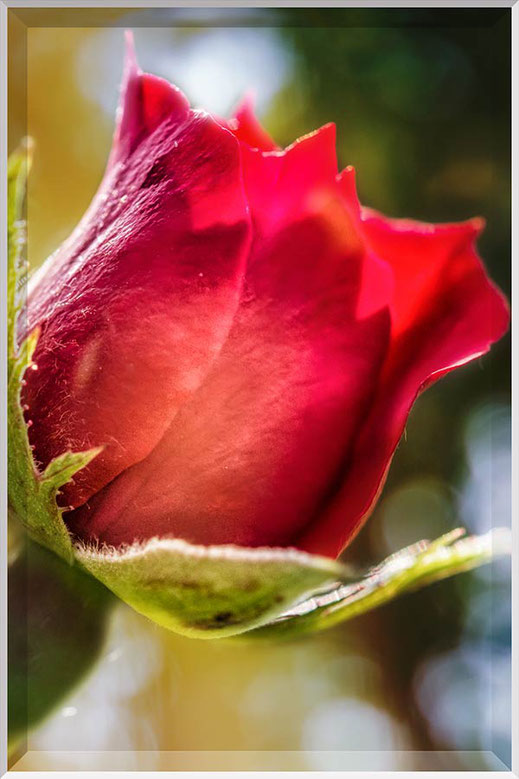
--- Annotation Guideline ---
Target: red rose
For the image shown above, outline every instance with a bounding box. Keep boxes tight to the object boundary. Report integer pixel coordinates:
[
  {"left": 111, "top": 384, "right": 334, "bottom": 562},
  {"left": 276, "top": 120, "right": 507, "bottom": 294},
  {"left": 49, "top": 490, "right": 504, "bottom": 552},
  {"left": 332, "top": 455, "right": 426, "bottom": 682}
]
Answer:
[{"left": 22, "top": 36, "right": 509, "bottom": 559}]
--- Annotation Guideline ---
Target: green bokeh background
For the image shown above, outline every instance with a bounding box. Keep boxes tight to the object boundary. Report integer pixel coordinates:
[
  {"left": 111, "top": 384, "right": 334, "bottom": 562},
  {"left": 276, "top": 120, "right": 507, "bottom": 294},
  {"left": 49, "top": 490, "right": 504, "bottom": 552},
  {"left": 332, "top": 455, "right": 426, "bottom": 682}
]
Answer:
[{"left": 8, "top": 7, "right": 511, "bottom": 771}]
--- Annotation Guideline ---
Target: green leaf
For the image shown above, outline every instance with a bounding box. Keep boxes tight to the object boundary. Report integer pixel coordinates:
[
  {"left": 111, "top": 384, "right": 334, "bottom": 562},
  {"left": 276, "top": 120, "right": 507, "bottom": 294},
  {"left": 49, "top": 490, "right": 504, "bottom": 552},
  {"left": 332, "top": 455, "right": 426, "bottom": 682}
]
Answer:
[
  {"left": 75, "top": 538, "right": 350, "bottom": 638},
  {"left": 243, "top": 527, "right": 511, "bottom": 640},
  {"left": 7, "top": 141, "right": 101, "bottom": 563},
  {"left": 8, "top": 537, "right": 114, "bottom": 756}
]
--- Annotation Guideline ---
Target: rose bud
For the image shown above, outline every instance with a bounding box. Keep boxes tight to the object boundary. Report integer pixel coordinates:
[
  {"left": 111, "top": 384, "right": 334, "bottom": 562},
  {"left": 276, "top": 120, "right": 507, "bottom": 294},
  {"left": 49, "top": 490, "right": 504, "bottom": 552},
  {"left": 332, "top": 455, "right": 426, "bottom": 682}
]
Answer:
[{"left": 22, "top": 36, "right": 509, "bottom": 563}]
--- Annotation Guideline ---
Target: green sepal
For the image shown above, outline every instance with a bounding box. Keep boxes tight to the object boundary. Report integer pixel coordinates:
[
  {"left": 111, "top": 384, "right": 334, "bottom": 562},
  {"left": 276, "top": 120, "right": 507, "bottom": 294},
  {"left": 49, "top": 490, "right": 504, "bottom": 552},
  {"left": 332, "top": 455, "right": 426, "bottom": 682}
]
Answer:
[
  {"left": 244, "top": 527, "right": 511, "bottom": 640},
  {"left": 8, "top": 537, "right": 114, "bottom": 756},
  {"left": 75, "top": 538, "right": 349, "bottom": 638},
  {"left": 7, "top": 141, "right": 102, "bottom": 563}
]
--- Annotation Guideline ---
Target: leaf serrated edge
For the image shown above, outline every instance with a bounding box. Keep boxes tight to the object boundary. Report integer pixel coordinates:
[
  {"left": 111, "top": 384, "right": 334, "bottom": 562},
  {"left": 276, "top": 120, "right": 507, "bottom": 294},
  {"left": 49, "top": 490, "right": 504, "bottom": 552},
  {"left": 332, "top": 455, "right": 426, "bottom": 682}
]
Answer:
[
  {"left": 8, "top": 141, "right": 102, "bottom": 564},
  {"left": 41, "top": 446, "right": 104, "bottom": 486}
]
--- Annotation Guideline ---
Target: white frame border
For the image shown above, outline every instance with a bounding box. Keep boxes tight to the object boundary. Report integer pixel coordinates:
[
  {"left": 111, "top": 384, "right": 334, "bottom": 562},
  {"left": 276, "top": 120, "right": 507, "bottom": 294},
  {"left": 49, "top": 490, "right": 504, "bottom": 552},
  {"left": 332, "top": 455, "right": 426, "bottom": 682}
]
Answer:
[{"left": 1, "top": 1, "right": 516, "bottom": 776}]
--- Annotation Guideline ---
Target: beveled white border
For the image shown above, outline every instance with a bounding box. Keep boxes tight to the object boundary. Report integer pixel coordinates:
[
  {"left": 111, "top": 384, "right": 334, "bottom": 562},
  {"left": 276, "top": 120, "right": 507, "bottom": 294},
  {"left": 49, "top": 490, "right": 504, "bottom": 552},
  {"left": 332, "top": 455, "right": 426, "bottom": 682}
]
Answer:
[{"left": 1, "top": 1, "right": 516, "bottom": 776}]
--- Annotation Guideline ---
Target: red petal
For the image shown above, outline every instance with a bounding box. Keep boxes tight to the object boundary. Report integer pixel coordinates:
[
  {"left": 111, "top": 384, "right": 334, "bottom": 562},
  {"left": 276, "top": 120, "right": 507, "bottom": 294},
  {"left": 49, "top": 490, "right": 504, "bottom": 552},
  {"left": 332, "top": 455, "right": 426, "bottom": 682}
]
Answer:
[
  {"left": 228, "top": 96, "right": 278, "bottom": 151},
  {"left": 67, "top": 125, "right": 391, "bottom": 548},
  {"left": 297, "top": 212, "right": 509, "bottom": 557},
  {"left": 337, "top": 169, "right": 394, "bottom": 320},
  {"left": 23, "top": 54, "right": 251, "bottom": 510},
  {"left": 108, "top": 31, "right": 190, "bottom": 168}
]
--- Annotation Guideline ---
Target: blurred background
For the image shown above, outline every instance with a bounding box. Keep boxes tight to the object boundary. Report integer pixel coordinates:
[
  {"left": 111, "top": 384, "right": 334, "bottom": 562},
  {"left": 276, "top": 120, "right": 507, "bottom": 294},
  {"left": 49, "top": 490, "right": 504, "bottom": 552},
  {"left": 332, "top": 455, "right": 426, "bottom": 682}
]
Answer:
[{"left": 8, "top": 6, "right": 511, "bottom": 771}]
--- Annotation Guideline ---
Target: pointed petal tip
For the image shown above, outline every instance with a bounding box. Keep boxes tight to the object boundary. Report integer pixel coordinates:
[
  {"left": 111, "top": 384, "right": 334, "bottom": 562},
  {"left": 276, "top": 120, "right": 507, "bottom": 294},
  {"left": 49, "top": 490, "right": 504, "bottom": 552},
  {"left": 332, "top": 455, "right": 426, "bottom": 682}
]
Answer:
[
  {"left": 470, "top": 216, "right": 486, "bottom": 235},
  {"left": 228, "top": 94, "right": 278, "bottom": 152},
  {"left": 337, "top": 165, "right": 357, "bottom": 187},
  {"left": 234, "top": 90, "right": 257, "bottom": 115},
  {"left": 124, "top": 30, "right": 139, "bottom": 75}
]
